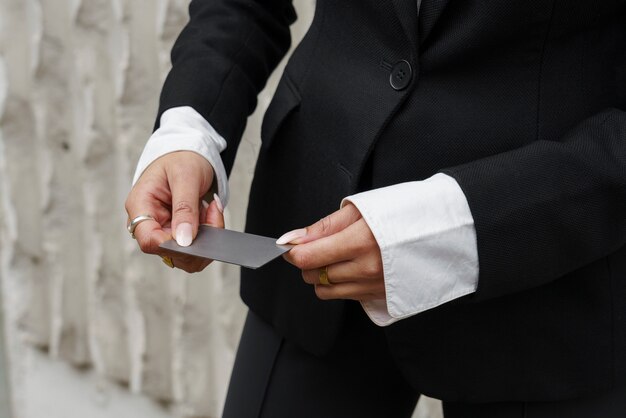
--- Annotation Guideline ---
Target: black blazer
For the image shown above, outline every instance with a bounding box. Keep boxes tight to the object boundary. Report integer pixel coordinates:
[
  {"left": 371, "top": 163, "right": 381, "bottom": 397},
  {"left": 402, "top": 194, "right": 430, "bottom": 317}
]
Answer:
[{"left": 157, "top": 0, "right": 626, "bottom": 403}]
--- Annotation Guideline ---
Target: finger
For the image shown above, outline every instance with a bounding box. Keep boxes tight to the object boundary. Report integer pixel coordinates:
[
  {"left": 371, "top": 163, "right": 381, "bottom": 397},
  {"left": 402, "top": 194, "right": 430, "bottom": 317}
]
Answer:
[
  {"left": 301, "top": 258, "right": 381, "bottom": 285},
  {"left": 200, "top": 200, "right": 209, "bottom": 225},
  {"left": 284, "top": 218, "right": 375, "bottom": 270},
  {"left": 313, "top": 281, "right": 386, "bottom": 301},
  {"left": 133, "top": 218, "right": 173, "bottom": 255},
  {"left": 126, "top": 172, "right": 174, "bottom": 255},
  {"left": 301, "top": 263, "right": 350, "bottom": 285},
  {"left": 204, "top": 194, "right": 225, "bottom": 228},
  {"left": 169, "top": 160, "right": 213, "bottom": 247},
  {"left": 161, "top": 250, "right": 213, "bottom": 273},
  {"left": 276, "top": 203, "right": 362, "bottom": 245},
  {"left": 303, "top": 252, "right": 384, "bottom": 284},
  {"left": 166, "top": 198, "right": 222, "bottom": 273},
  {"left": 125, "top": 180, "right": 173, "bottom": 231},
  {"left": 127, "top": 191, "right": 172, "bottom": 255},
  {"left": 169, "top": 256, "right": 212, "bottom": 273}
]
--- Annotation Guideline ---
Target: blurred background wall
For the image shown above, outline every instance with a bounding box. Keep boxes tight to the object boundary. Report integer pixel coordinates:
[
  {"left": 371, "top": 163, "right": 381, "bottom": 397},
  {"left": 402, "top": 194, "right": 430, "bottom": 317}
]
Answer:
[{"left": 0, "top": 0, "right": 442, "bottom": 417}]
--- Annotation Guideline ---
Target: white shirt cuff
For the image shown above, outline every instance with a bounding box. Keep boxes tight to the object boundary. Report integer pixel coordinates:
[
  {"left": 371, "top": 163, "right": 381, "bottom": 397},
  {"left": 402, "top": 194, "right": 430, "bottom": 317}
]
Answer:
[
  {"left": 342, "top": 173, "right": 479, "bottom": 326},
  {"left": 132, "top": 106, "right": 230, "bottom": 207}
]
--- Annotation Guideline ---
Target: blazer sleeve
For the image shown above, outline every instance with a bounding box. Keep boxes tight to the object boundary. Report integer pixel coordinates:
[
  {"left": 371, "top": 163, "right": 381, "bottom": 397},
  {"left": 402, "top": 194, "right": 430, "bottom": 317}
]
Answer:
[
  {"left": 155, "top": 0, "right": 296, "bottom": 174},
  {"left": 442, "top": 107, "right": 626, "bottom": 301}
]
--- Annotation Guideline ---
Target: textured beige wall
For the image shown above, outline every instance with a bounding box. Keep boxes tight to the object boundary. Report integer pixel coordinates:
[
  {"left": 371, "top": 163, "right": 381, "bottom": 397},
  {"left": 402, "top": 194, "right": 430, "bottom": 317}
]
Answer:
[{"left": 0, "top": 0, "right": 441, "bottom": 417}]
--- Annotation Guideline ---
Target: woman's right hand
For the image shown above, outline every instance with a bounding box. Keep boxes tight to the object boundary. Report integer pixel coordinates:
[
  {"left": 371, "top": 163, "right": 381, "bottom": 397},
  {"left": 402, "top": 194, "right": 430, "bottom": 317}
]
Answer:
[{"left": 124, "top": 151, "right": 224, "bottom": 273}]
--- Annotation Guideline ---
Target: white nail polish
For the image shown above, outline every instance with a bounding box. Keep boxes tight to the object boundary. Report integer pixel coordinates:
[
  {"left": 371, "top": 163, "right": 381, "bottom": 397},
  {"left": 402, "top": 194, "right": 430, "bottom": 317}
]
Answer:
[
  {"left": 276, "top": 228, "right": 307, "bottom": 245},
  {"left": 176, "top": 223, "right": 193, "bottom": 247},
  {"left": 202, "top": 200, "right": 209, "bottom": 209},
  {"left": 213, "top": 193, "right": 224, "bottom": 214}
]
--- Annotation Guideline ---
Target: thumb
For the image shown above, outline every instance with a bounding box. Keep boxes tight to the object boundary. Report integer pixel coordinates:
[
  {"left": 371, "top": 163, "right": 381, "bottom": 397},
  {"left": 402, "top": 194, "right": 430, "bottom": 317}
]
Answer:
[
  {"left": 169, "top": 165, "right": 213, "bottom": 247},
  {"left": 276, "top": 203, "right": 362, "bottom": 245}
]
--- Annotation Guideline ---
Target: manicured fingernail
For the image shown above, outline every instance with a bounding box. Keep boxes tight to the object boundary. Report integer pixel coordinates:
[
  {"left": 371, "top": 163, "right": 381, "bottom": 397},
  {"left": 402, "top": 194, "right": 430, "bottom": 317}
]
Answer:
[
  {"left": 176, "top": 223, "right": 193, "bottom": 247},
  {"left": 213, "top": 193, "right": 224, "bottom": 214},
  {"left": 202, "top": 200, "right": 209, "bottom": 209},
  {"left": 276, "top": 228, "right": 307, "bottom": 245}
]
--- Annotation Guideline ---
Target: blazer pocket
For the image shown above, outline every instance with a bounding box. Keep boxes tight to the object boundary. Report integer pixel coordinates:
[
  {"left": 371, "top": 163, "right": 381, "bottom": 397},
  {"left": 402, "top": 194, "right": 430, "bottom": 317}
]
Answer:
[{"left": 261, "top": 73, "right": 302, "bottom": 149}]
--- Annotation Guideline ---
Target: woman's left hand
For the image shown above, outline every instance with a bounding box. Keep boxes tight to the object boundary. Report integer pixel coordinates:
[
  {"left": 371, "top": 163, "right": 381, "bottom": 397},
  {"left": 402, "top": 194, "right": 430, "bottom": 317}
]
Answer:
[{"left": 280, "top": 203, "right": 386, "bottom": 301}]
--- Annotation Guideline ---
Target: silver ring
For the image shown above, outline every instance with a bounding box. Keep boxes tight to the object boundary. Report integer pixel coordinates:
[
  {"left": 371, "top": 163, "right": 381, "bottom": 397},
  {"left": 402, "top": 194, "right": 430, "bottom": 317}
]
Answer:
[{"left": 127, "top": 214, "right": 155, "bottom": 239}]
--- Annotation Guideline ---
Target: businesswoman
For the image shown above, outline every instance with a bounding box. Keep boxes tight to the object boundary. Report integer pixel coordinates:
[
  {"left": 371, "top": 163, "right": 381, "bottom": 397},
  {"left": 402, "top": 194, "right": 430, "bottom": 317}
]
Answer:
[{"left": 126, "top": 0, "right": 626, "bottom": 416}]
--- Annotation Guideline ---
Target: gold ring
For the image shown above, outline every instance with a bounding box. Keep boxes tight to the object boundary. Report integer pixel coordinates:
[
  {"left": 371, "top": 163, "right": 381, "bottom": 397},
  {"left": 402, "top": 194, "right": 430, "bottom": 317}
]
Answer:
[
  {"left": 319, "top": 266, "right": 331, "bottom": 286},
  {"left": 161, "top": 256, "right": 175, "bottom": 269},
  {"left": 127, "top": 214, "right": 155, "bottom": 239}
]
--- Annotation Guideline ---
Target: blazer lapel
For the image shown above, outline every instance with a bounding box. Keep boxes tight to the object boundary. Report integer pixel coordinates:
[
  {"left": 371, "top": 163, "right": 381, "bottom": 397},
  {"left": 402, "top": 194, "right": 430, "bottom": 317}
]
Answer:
[
  {"left": 419, "top": 0, "right": 450, "bottom": 44},
  {"left": 391, "top": 0, "right": 419, "bottom": 55}
]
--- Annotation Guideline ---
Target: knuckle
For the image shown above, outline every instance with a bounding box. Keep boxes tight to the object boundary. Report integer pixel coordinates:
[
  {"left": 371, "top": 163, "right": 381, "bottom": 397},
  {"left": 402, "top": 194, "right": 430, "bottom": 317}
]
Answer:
[
  {"left": 139, "top": 230, "right": 166, "bottom": 255},
  {"left": 349, "top": 204, "right": 362, "bottom": 220},
  {"left": 147, "top": 233, "right": 163, "bottom": 254},
  {"left": 353, "top": 237, "right": 370, "bottom": 253},
  {"left": 311, "top": 216, "right": 332, "bottom": 236},
  {"left": 367, "top": 231, "right": 379, "bottom": 247},
  {"left": 137, "top": 236, "right": 155, "bottom": 254},
  {"left": 124, "top": 197, "right": 136, "bottom": 215},
  {"left": 363, "top": 260, "right": 381, "bottom": 277},
  {"left": 173, "top": 200, "right": 194, "bottom": 216},
  {"left": 319, "top": 216, "right": 333, "bottom": 234}
]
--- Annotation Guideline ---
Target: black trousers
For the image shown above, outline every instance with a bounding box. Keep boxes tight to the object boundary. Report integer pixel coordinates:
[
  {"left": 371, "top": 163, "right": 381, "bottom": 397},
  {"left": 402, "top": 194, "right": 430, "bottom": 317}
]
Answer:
[{"left": 222, "top": 305, "right": 626, "bottom": 418}]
